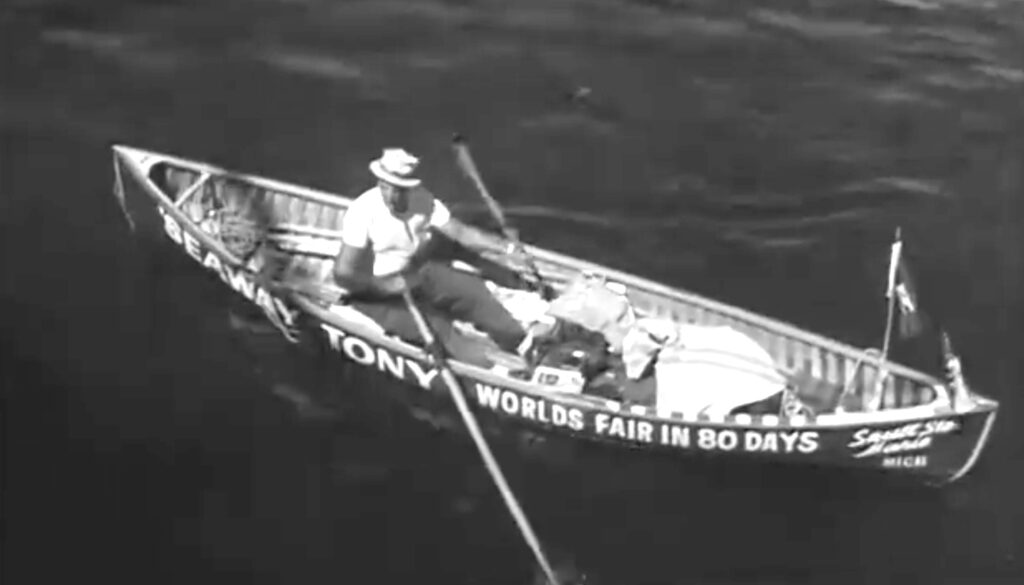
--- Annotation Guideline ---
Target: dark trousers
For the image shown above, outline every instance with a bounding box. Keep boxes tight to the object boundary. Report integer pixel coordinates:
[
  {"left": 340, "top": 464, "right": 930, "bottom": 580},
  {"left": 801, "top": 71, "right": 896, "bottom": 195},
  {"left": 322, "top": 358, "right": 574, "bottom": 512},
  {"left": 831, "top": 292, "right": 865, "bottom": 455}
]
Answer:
[{"left": 347, "top": 262, "right": 527, "bottom": 366}]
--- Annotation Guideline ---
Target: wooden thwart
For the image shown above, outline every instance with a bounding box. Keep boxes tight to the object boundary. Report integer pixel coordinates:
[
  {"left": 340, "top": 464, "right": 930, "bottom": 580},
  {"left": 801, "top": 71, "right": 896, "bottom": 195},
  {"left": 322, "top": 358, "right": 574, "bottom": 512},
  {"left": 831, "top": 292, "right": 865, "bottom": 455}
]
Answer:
[{"left": 173, "top": 172, "right": 211, "bottom": 208}]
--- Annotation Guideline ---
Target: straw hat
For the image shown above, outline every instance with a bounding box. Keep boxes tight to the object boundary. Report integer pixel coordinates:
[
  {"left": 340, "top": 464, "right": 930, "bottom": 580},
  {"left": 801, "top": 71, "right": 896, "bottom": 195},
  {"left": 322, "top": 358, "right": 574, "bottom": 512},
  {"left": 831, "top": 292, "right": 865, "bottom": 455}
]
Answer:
[{"left": 369, "top": 148, "right": 422, "bottom": 188}]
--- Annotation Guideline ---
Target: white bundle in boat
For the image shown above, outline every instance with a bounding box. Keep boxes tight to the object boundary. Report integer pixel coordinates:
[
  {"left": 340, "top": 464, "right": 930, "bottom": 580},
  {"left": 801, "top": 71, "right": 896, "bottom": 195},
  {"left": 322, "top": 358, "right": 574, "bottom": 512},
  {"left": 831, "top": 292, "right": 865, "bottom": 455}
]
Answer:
[
  {"left": 543, "top": 272, "right": 636, "bottom": 352},
  {"left": 490, "top": 274, "right": 786, "bottom": 415},
  {"left": 624, "top": 319, "right": 786, "bottom": 417},
  {"left": 486, "top": 281, "right": 553, "bottom": 328}
]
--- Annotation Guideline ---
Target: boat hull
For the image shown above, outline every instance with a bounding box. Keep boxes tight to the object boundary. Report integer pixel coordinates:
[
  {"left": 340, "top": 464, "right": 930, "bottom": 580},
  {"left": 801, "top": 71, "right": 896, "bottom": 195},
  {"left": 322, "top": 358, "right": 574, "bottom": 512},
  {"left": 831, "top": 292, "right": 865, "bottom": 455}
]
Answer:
[
  {"left": 300, "top": 308, "right": 998, "bottom": 487},
  {"left": 112, "top": 145, "right": 999, "bottom": 487}
]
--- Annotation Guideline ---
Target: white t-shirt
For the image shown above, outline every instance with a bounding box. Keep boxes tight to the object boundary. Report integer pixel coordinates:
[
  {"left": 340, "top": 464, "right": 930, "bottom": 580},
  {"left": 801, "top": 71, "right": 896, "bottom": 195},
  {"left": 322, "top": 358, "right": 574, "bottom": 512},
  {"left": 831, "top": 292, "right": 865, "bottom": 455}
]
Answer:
[{"left": 340, "top": 185, "right": 452, "bottom": 276}]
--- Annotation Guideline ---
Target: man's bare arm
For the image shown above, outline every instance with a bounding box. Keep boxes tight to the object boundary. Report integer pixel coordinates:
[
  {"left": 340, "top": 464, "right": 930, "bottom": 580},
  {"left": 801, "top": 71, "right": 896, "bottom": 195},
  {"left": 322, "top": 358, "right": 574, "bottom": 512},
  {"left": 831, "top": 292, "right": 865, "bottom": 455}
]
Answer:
[{"left": 332, "top": 243, "right": 407, "bottom": 296}]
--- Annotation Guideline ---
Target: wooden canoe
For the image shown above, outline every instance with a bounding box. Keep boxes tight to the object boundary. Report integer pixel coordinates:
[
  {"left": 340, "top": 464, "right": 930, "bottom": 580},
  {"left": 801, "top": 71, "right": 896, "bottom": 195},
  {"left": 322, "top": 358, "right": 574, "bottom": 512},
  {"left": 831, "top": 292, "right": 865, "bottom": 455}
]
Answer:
[{"left": 111, "top": 144, "right": 999, "bottom": 486}]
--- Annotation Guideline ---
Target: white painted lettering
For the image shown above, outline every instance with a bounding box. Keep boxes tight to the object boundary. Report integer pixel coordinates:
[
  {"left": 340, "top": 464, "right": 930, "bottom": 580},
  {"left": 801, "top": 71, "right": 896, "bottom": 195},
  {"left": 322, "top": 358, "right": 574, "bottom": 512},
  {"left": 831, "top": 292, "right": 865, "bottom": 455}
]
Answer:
[
  {"left": 232, "top": 269, "right": 257, "bottom": 300},
  {"left": 744, "top": 431, "right": 763, "bottom": 452},
  {"left": 798, "top": 432, "right": 819, "bottom": 454},
  {"left": 608, "top": 416, "right": 626, "bottom": 439},
  {"left": 882, "top": 455, "right": 928, "bottom": 469},
  {"left": 343, "top": 337, "right": 375, "bottom": 366},
  {"left": 551, "top": 403, "right": 566, "bottom": 426},
  {"left": 162, "top": 212, "right": 183, "bottom": 244},
  {"left": 475, "top": 384, "right": 502, "bottom": 409},
  {"left": 636, "top": 421, "right": 654, "bottom": 443},
  {"left": 202, "top": 251, "right": 222, "bottom": 272},
  {"left": 520, "top": 396, "right": 538, "bottom": 420},
  {"left": 848, "top": 419, "right": 958, "bottom": 459},
  {"left": 535, "top": 399, "right": 549, "bottom": 424},
  {"left": 567, "top": 407, "right": 585, "bottom": 431},
  {"left": 183, "top": 229, "right": 203, "bottom": 262},
  {"left": 500, "top": 391, "right": 519, "bottom": 414},
  {"left": 466, "top": 382, "right": 821, "bottom": 452},
  {"left": 744, "top": 430, "right": 819, "bottom": 453},
  {"left": 376, "top": 347, "right": 404, "bottom": 379},
  {"left": 323, "top": 324, "right": 345, "bottom": 351},
  {"left": 717, "top": 430, "right": 738, "bottom": 451},
  {"left": 254, "top": 288, "right": 278, "bottom": 321},
  {"left": 406, "top": 360, "right": 437, "bottom": 390},
  {"left": 161, "top": 209, "right": 296, "bottom": 342},
  {"left": 668, "top": 425, "right": 690, "bottom": 448},
  {"left": 471, "top": 385, "right": 585, "bottom": 430},
  {"left": 780, "top": 431, "right": 801, "bottom": 453},
  {"left": 698, "top": 428, "right": 717, "bottom": 450},
  {"left": 320, "top": 324, "right": 437, "bottom": 390}
]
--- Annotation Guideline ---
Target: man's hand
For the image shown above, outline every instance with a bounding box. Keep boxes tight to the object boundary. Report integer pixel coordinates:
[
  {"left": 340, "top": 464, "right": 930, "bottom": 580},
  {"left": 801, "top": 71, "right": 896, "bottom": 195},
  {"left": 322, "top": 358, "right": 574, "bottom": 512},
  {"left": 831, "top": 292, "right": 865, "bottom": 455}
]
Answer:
[
  {"left": 375, "top": 274, "right": 410, "bottom": 296},
  {"left": 505, "top": 243, "right": 533, "bottom": 271},
  {"left": 502, "top": 244, "right": 554, "bottom": 297},
  {"left": 373, "top": 267, "right": 424, "bottom": 297},
  {"left": 500, "top": 243, "right": 530, "bottom": 274}
]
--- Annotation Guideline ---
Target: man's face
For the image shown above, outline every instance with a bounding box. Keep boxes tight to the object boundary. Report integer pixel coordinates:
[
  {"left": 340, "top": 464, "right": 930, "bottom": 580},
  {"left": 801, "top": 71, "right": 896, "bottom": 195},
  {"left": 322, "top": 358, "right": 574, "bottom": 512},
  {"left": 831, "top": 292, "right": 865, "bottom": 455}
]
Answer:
[{"left": 379, "top": 180, "right": 410, "bottom": 212}]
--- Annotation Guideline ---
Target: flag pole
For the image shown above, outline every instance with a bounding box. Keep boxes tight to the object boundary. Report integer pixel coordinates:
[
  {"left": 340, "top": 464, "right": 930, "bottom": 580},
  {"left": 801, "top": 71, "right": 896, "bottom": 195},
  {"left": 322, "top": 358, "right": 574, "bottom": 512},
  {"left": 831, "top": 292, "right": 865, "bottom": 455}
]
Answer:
[{"left": 870, "top": 227, "right": 901, "bottom": 411}]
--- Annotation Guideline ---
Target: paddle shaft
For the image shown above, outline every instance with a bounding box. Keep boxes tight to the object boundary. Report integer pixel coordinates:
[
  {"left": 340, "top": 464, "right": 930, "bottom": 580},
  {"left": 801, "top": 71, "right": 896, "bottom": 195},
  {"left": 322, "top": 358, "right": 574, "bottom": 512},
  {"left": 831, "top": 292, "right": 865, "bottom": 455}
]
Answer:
[
  {"left": 399, "top": 289, "right": 561, "bottom": 585},
  {"left": 451, "top": 137, "right": 551, "bottom": 298},
  {"left": 871, "top": 227, "right": 903, "bottom": 410},
  {"left": 870, "top": 289, "right": 896, "bottom": 410}
]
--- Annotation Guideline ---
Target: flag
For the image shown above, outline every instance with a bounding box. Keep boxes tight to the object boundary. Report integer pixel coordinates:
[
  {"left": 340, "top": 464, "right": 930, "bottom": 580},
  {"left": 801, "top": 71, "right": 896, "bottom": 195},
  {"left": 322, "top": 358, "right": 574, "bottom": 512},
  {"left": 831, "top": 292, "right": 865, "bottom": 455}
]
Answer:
[{"left": 885, "top": 230, "right": 925, "bottom": 339}]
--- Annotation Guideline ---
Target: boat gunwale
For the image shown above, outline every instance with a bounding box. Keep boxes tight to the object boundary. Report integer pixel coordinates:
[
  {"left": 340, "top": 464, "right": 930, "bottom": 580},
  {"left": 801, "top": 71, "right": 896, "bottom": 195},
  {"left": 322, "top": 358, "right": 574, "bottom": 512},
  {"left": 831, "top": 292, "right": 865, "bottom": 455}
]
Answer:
[
  {"left": 114, "top": 144, "right": 1000, "bottom": 429},
  {"left": 299, "top": 294, "right": 996, "bottom": 431}
]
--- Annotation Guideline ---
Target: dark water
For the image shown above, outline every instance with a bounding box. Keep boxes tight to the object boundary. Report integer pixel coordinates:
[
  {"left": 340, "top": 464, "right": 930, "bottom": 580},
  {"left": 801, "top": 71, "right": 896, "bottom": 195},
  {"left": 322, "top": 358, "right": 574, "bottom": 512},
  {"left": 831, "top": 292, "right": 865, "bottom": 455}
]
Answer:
[{"left": 2, "top": 0, "right": 1023, "bottom": 583}]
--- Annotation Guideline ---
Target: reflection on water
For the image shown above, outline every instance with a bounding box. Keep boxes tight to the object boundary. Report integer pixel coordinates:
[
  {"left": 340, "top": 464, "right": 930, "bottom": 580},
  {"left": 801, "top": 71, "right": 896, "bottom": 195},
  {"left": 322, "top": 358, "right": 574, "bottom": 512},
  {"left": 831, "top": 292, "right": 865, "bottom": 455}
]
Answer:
[{"left": 2, "top": 0, "right": 1023, "bottom": 583}]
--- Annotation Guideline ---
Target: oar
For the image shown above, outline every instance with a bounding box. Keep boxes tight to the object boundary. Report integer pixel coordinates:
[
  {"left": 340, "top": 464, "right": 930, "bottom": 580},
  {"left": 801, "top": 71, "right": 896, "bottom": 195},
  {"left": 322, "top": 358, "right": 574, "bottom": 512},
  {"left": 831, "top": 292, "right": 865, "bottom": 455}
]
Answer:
[
  {"left": 399, "top": 288, "right": 562, "bottom": 585},
  {"left": 451, "top": 134, "right": 553, "bottom": 300}
]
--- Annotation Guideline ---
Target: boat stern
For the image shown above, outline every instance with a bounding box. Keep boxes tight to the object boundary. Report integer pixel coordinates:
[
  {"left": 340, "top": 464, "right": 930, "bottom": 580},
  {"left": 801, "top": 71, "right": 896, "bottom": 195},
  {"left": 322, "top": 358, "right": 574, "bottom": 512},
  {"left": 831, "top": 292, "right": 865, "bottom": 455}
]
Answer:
[{"left": 939, "top": 398, "right": 999, "bottom": 485}]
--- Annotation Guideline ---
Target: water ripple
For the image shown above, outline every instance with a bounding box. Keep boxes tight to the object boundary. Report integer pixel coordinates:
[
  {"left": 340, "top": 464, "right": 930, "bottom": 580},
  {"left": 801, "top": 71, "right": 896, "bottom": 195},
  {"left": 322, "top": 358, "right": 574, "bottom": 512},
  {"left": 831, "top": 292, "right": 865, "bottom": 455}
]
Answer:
[
  {"left": 972, "top": 63, "right": 1024, "bottom": 84},
  {"left": 252, "top": 47, "right": 366, "bottom": 80},
  {"left": 838, "top": 176, "right": 950, "bottom": 198},
  {"left": 40, "top": 27, "right": 189, "bottom": 72},
  {"left": 881, "top": 0, "right": 942, "bottom": 10},
  {"left": 749, "top": 9, "right": 891, "bottom": 41}
]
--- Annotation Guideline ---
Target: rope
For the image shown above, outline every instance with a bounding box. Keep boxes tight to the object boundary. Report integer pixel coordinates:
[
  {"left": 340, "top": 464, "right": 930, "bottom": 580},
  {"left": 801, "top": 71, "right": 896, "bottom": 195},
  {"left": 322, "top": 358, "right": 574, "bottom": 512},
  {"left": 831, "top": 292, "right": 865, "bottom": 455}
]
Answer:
[
  {"left": 213, "top": 208, "right": 265, "bottom": 259},
  {"left": 836, "top": 347, "right": 883, "bottom": 410}
]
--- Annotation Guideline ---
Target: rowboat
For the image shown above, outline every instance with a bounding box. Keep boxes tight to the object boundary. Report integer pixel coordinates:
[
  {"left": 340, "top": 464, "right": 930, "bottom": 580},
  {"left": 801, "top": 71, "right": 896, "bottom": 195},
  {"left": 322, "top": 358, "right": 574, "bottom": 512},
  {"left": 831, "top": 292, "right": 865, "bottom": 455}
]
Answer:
[{"left": 111, "top": 144, "right": 998, "bottom": 487}]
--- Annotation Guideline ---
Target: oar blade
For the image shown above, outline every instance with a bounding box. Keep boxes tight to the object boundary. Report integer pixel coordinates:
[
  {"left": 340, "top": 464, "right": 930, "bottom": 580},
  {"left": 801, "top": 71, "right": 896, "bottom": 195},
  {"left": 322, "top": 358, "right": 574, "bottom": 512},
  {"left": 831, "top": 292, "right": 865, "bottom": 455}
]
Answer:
[{"left": 451, "top": 133, "right": 479, "bottom": 178}]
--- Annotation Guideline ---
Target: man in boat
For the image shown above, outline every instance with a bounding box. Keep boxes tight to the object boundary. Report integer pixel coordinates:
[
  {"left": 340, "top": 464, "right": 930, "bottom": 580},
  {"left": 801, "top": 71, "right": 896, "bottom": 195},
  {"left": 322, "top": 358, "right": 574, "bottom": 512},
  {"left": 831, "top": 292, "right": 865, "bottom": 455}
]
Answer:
[{"left": 332, "top": 147, "right": 534, "bottom": 364}]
